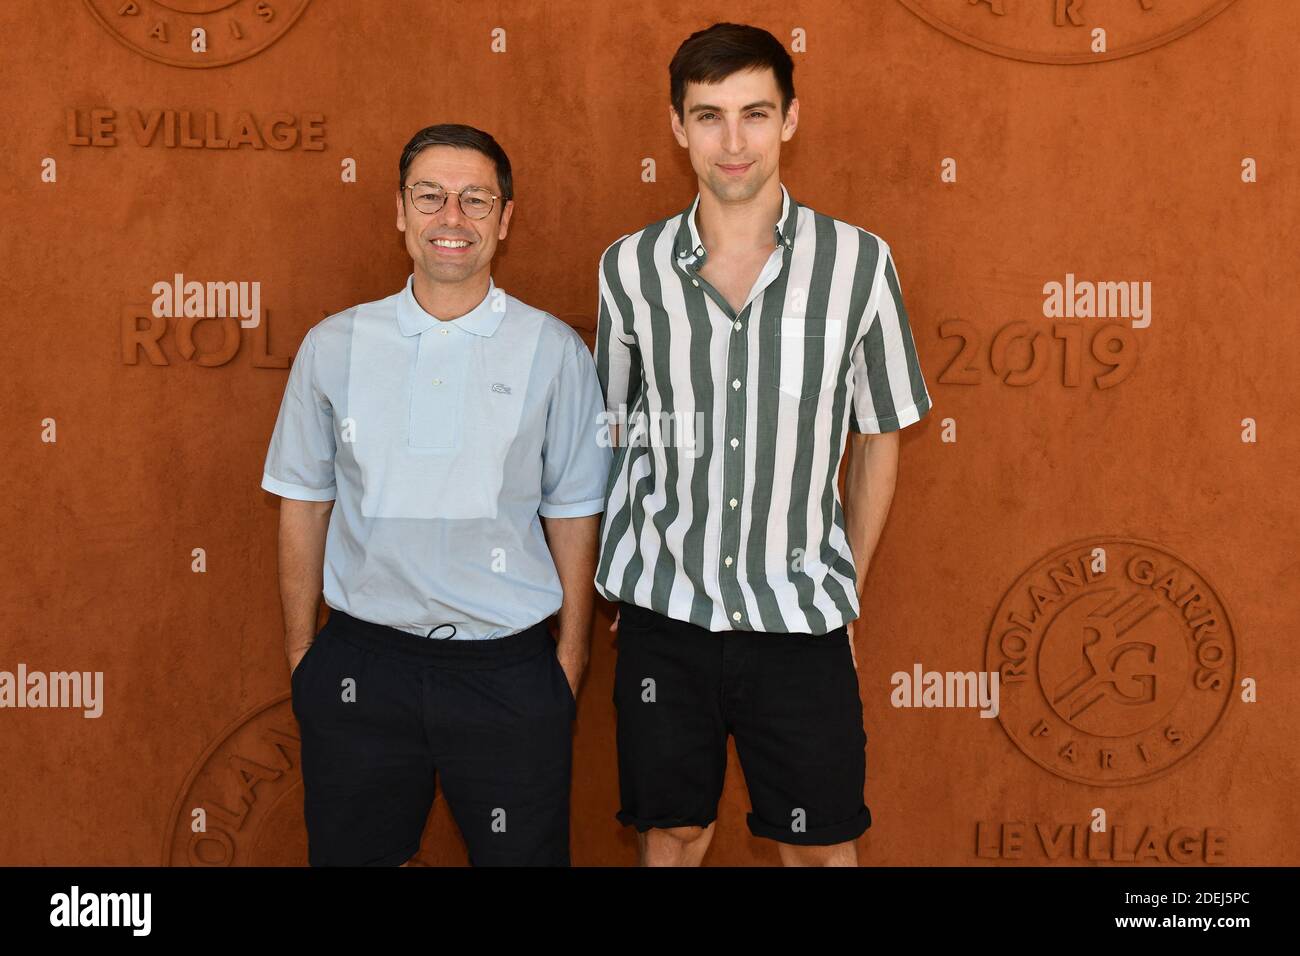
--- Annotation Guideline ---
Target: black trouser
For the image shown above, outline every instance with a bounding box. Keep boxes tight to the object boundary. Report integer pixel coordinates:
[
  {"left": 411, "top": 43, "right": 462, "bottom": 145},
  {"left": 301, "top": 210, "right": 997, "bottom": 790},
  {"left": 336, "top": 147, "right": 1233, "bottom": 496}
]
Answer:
[{"left": 292, "top": 608, "right": 575, "bottom": 866}]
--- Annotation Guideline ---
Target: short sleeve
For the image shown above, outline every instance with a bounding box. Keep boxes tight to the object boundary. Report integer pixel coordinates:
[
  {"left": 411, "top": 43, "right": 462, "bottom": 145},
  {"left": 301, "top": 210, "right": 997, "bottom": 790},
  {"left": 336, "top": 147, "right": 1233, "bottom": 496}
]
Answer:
[
  {"left": 260, "top": 329, "right": 338, "bottom": 500},
  {"left": 849, "top": 241, "right": 933, "bottom": 434},
  {"left": 539, "top": 336, "right": 614, "bottom": 518}
]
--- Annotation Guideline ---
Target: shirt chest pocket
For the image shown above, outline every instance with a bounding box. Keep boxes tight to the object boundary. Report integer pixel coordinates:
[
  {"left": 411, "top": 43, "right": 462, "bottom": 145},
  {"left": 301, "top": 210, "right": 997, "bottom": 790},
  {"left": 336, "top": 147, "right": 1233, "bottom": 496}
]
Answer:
[
  {"left": 772, "top": 315, "right": 845, "bottom": 401},
  {"left": 347, "top": 346, "right": 531, "bottom": 521}
]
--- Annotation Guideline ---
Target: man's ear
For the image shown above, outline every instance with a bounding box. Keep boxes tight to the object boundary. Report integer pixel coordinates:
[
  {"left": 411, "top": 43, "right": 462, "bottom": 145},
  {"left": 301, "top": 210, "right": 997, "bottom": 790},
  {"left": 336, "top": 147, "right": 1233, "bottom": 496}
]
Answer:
[
  {"left": 670, "top": 104, "right": 688, "bottom": 148},
  {"left": 781, "top": 98, "right": 799, "bottom": 142},
  {"left": 396, "top": 189, "right": 406, "bottom": 232},
  {"left": 498, "top": 199, "right": 514, "bottom": 240}
]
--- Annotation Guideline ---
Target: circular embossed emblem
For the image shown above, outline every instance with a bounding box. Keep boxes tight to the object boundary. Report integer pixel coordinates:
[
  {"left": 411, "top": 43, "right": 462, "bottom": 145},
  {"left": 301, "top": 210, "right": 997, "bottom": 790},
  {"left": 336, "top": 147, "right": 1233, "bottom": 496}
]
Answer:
[
  {"left": 895, "top": 0, "right": 1238, "bottom": 64},
  {"left": 986, "top": 538, "right": 1235, "bottom": 786},
  {"left": 162, "top": 694, "right": 308, "bottom": 865},
  {"left": 84, "top": 0, "right": 311, "bottom": 68}
]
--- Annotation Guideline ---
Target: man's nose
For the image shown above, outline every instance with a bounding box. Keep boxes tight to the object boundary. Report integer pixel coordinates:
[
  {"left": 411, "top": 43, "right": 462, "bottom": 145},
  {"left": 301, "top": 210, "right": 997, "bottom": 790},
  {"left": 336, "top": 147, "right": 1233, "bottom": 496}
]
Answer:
[
  {"left": 435, "top": 195, "right": 466, "bottom": 228},
  {"left": 722, "top": 119, "right": 745, "bottom": 154}
]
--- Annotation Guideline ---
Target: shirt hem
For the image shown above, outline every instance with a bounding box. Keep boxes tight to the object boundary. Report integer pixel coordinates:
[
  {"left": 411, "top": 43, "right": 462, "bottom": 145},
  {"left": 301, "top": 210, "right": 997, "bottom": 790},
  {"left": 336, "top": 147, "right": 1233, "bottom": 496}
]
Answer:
[
  {"left": 850, "top": 395, "right": 932, "bottom": 434},
  {"left": 261, "top": 473, "right": 338, "bottom": 501},
  {"left": 538, "top": 497, "right": 606, "bottom": 518}
]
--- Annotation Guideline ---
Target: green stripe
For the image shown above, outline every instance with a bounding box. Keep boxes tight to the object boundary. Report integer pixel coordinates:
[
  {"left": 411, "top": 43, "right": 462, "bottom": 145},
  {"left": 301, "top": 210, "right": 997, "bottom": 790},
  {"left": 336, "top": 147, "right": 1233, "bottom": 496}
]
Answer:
[
  {"left": 744, "top": 247, "right": 795, "bottom": 632},
  {"left": 614, "top": 222, "right": 670, "bottom": 599},
  {"left": 823, "top": 230, "right": 882, "bottom": 616}
]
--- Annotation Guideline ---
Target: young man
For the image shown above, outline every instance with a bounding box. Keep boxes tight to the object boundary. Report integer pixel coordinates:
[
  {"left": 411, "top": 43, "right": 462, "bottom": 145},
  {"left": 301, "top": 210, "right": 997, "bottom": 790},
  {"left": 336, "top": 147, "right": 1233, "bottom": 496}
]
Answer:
[
  {"left": 260, "top": 124, "right": 610, "bottom": 866},
  {"left": 594, "top": 23, "right": 933, "bottom": 866}
]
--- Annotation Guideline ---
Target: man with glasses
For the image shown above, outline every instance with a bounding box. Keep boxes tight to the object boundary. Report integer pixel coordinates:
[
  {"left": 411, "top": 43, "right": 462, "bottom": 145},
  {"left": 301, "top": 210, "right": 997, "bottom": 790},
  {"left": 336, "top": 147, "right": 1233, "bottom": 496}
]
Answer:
[
  {"left": 595, "top": 23, "right": 933, "bottom": 865},
  {"left": 261, "top": 123, "right": 610, "bottom": 866}
]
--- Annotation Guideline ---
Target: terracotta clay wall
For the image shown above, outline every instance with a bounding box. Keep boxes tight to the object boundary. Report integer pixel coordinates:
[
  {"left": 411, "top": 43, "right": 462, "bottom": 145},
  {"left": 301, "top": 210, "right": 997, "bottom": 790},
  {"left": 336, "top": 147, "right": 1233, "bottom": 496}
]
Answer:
[{"left": 1, "top": 0, "right": 1296, "bottom": 866}]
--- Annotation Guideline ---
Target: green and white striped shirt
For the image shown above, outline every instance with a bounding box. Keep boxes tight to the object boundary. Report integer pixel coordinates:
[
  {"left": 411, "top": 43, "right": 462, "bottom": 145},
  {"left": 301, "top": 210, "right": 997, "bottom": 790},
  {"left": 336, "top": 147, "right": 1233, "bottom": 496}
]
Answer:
[{"left": 593, "top": 182, "right": 932, "bottom": 634}]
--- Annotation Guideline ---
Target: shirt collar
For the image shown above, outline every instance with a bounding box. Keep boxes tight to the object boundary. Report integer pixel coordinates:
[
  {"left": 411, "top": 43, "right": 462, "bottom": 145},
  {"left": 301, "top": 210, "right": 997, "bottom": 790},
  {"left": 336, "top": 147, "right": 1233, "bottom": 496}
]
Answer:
[
  {"left": 396, "top": 274, "right": 505, "bottom": 337},
  {"left": 674, "top": 181, "right": 799, "bottom": 267}
]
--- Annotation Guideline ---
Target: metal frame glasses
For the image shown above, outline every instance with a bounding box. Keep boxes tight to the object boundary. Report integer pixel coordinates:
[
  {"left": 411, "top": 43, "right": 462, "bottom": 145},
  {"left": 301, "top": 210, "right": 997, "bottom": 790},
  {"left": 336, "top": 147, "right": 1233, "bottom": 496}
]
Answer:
[{"left": 401, "top": 180, "right": 499, "bottom": 219}]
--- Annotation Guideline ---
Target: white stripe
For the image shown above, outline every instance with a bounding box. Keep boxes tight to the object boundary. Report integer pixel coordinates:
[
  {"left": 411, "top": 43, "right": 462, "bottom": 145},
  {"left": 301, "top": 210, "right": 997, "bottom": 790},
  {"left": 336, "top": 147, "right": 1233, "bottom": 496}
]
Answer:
[{"left": 604, "top": 447, "right": 652, "bottom": 595}]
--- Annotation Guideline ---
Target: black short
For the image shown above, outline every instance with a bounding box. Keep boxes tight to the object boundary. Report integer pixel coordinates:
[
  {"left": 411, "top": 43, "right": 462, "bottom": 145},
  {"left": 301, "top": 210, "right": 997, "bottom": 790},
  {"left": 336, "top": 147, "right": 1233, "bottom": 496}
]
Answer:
[
  {"left": 612, "top": 601, "right": 871, "bottom": 846},
  {"left": 291, "top": 608, "right": 575, "bottom": 866}
]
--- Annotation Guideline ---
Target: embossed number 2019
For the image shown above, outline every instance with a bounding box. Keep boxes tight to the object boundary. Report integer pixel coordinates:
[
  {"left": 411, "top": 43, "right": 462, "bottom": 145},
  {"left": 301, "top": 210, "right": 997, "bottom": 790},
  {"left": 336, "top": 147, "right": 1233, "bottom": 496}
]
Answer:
[{"left": 938, "top": 320, "right": 1137, "bottom": 388}]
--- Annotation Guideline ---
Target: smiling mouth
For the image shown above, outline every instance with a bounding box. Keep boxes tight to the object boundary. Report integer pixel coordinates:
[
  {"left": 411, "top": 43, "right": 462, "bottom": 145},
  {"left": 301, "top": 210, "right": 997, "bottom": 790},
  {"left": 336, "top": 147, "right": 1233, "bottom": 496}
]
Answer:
[{"left": 429, "top": 238, "right": 473, "bottom": 249}]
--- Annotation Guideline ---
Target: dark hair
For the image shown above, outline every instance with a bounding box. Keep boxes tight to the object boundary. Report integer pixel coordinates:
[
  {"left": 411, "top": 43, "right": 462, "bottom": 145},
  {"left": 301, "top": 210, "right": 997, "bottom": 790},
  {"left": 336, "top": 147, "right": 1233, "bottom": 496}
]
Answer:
[
  {"left": 669, "top": 23, "right": 795, "bottom": 121},
  {"left": 397, "top": 123, "right": 513, "bottom": 203}
]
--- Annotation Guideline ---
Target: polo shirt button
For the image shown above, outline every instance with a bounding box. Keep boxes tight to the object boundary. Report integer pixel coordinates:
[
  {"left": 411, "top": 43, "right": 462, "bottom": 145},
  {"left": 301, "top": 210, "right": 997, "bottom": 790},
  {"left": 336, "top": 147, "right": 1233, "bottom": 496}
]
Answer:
[
  {"left": 432, "top": 378, "right": 441, "bottom": 385},
  {"left": 729, "top": 498, "right": 737, "bottom": 508},
  {"left": 734, "top": 321, "right": 742, "bottom": 331},
  {"left": 732, "top": 611, "right": 742, "bottom": 621},
  {"left": 695, "top": 246, "right": 704, "bottom": 255},
  {"left": 724, "top": 556, "right": 733, "bottom": 567},
  {"left": 729, "top": 437, "right": 739, "bottom": 449},
  {"left": 691, "top": 279, "right": 700, "bottom": 287},
  {"left": 439, "top": 328, "right": 449, "bottom": 335},
  {"left": 678, "top": 250, "right": 687, "bottom": 258},
  {"left": 731, "top": 379, "right": 740, "bottom": 390}
]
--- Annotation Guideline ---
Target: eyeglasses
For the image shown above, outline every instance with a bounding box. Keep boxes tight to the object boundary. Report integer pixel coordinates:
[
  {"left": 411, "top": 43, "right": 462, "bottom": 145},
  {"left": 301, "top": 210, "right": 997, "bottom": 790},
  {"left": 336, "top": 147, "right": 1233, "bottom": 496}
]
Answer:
[{"left": 401, "top": 181, "right": 499, "bottom": 219}]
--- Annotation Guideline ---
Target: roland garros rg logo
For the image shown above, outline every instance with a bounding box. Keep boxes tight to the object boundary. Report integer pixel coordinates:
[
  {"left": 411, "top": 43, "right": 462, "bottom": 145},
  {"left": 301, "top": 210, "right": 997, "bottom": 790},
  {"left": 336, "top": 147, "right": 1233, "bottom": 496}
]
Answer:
[
  {"left": 83, "top": 0, "right": 312, "bottom": 68},
  {"left": 986, "top": 538, "right": 1235, "bottom": 786}
]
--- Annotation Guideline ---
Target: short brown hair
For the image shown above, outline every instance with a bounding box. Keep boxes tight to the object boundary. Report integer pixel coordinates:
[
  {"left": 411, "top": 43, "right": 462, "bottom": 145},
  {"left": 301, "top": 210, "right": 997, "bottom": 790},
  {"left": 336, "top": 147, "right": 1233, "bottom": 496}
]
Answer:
[
  {"left": 669, "top": 23, "right": 795, "bottom": 120},
  {"left": 398, "top": 123, "right": 513, "bottom": 203}
]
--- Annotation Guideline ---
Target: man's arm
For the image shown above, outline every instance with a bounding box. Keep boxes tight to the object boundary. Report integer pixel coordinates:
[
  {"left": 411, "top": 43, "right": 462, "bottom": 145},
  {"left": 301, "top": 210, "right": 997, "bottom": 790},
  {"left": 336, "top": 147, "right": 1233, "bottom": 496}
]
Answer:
[
  {"left": 278, "top": 498, "right": 334, "bottom": 674},
  {"left": 541, "top": 514, "right": 601, "bottom": 695},
  {"left": 841, "top": 430, "right": 900, "bottom": 665}
]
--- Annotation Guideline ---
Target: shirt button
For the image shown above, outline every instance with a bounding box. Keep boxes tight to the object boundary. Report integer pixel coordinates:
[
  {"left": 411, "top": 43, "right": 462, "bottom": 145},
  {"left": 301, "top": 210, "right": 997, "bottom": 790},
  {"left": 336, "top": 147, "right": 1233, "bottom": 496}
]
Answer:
[
  {"left": 729, "top": 437, "right": 739, "bottom": 449},
  {"left": 691, "top": 279, "right": 700, "bottom": 287},
  {"left": 439, "top": 328, "right": 449, "bottom": 335},
  {"left": 734, "top": 321, "right": 742, "bottom": 331},
  {"left": 732, "top": 611, "right": 742, "bottom": 621},
  {"left": 695, "top": 246, "right": 704, "bottom": 255},
  {"left": 431, "top": 378, "right": 442, "bottom": 386},
  {"left": 729, "top": 498, "right": 737, "bottom": 508},
  {"left": 731, "top": 379, "right": 741, "bottom": 390},
  {"left": 678, "top": 249, "right": 687, "bottom": 258},
  {"left": 724, "top": 556, "right": 733, "bottom": 567}
]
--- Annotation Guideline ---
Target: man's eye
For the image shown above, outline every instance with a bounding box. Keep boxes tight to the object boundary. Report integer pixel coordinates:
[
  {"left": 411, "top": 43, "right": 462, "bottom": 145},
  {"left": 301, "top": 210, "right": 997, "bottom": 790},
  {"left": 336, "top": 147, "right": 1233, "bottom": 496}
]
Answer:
[{"left": 464, "top": 197, "right": 488, "bottom": 207}]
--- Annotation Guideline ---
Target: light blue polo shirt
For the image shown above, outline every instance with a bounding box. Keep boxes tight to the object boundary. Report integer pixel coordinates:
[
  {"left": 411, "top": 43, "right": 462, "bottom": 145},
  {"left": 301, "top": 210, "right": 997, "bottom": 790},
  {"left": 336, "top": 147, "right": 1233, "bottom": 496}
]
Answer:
[{"left": 260, "top": 273, "right": 612, "bottom": 639}]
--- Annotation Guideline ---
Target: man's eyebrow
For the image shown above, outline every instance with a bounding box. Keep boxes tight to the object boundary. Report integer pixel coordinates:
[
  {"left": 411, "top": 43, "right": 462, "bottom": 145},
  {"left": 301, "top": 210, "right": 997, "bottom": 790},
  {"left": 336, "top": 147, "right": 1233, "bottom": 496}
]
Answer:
[
  {"left": 688, "top": 100, "right": 779, "bottom": 114},
  {"left": 407, "top": 179, "right": 493, "bottom": 190}
]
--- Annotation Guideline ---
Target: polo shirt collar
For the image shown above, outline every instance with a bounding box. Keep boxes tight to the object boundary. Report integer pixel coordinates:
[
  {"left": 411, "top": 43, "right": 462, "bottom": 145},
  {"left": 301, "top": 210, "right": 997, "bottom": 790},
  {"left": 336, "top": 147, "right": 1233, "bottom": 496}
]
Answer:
[
  {"left": 674, "top": 181, "right": 799, "bottom": 267},
  {"left": 396, "top": 274, "right": 505, "bottom": 337}
]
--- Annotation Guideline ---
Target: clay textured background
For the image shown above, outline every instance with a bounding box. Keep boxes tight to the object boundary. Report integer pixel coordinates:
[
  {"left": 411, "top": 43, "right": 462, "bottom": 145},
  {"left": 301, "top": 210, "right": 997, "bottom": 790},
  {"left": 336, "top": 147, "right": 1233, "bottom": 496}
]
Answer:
[{"left": 0, "top": 0, "right": 1296, "bottom": 866}]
